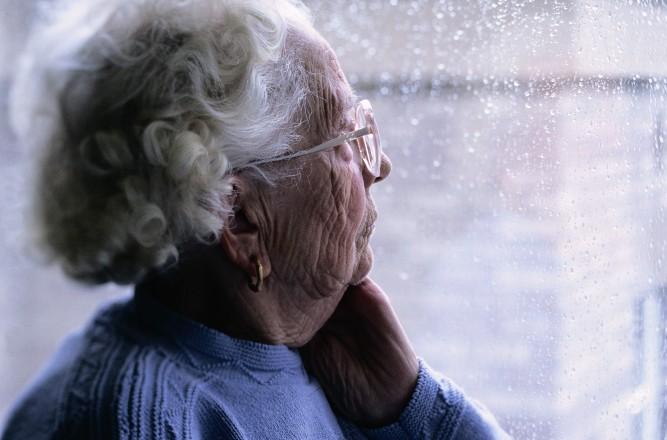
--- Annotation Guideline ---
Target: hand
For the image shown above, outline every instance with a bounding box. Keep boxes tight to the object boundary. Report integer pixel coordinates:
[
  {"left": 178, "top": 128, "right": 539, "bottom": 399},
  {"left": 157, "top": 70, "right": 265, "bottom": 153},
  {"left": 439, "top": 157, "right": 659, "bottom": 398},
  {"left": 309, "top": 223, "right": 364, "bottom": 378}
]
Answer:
[{"left": 300, "top": 278, "right": 419, "bottom": 428}]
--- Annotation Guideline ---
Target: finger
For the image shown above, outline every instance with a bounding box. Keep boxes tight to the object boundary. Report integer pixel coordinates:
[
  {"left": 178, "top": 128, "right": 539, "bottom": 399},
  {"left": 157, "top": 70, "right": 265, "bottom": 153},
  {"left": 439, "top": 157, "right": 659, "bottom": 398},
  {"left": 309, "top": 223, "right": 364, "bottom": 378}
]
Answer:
[{"left": 342, "top": 278, "right": 393, "bottom": 319}]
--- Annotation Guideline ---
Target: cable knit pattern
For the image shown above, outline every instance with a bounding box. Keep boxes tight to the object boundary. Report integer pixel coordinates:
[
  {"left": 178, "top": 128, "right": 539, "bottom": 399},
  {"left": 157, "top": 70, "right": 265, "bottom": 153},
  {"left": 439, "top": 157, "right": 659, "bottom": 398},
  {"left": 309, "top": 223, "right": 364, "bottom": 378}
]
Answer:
[{"left": 1, "top": 294, "right": 511, "bottom": 440}]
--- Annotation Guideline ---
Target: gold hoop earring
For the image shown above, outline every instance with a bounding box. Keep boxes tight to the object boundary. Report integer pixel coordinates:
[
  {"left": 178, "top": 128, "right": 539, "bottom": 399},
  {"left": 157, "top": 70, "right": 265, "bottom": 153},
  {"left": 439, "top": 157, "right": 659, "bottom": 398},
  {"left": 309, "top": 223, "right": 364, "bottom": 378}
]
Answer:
[{"left": 249, "top": 256, "right": 263, "bottom": 292}]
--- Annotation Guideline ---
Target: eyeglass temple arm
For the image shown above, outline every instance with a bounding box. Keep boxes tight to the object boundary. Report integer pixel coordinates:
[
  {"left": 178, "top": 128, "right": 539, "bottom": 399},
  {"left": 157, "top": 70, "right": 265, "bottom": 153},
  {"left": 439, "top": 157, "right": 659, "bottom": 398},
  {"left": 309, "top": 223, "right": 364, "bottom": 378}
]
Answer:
[{"left": 243, "top": 127, "right": 371, "bottom": 168}]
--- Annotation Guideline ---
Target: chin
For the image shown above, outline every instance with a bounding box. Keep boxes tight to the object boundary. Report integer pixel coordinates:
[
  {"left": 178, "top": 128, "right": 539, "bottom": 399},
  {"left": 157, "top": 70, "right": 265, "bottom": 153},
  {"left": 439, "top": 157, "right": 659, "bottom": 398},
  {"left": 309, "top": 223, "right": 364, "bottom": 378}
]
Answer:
[{"left": 350, "top": 245, "right": 374, "bottom": 286}]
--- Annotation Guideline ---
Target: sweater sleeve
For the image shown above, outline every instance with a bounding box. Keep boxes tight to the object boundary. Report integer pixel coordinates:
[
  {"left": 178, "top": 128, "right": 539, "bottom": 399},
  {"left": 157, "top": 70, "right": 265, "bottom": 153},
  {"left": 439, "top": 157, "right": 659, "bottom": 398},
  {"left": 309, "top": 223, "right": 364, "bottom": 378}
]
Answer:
[{"left": 353, "top": 359, "right": 512, "bottom": 440}]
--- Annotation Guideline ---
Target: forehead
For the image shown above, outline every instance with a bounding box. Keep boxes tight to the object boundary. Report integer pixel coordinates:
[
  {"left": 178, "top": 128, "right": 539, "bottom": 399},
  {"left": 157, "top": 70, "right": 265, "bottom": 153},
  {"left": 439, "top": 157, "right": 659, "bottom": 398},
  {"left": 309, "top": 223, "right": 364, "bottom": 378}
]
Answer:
[{"left": 286, "top": 27, "right": 356, "bottom": 140}]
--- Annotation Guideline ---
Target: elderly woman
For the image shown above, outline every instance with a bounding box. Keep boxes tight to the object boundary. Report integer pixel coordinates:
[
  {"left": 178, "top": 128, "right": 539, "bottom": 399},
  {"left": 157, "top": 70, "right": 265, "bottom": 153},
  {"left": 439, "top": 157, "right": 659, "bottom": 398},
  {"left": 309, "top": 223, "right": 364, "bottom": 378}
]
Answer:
[{"left": 2, "top": 0, "right": 510, "bottom": 439}]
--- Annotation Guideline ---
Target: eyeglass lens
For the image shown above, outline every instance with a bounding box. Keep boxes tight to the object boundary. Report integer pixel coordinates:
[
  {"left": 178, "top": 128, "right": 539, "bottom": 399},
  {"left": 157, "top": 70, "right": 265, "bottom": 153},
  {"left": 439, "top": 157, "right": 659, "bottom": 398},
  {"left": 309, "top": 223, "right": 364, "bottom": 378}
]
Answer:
[{"left": 355, "top": 100, "right": 382, "bottom": 177}]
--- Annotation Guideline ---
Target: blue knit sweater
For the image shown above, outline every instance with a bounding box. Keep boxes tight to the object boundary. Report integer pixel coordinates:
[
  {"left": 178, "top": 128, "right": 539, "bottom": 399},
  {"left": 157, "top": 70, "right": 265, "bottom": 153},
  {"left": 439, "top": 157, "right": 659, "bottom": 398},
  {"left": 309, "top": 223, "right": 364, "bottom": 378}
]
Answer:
[{"left": 1, "top": 293, "right": 510, "bottom": 439}]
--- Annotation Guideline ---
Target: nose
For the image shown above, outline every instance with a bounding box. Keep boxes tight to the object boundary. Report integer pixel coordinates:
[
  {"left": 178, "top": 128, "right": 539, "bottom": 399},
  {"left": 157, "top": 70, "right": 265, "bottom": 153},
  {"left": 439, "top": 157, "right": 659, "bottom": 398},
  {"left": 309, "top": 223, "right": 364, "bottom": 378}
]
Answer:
[{"left": 373, "top": 152, "right": 392, "bottom": 184}]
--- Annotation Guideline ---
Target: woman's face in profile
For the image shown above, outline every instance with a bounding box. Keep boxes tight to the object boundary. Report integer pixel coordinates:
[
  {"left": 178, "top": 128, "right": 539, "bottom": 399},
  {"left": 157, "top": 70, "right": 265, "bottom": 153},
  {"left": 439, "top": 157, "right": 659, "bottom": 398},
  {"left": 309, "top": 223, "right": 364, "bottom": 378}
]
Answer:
[
  {"left": 265, "top": 135, "right": 381, "bottom": 296},
  {"left": 260, "top": 107, "right": 391, "bottom": 301}
]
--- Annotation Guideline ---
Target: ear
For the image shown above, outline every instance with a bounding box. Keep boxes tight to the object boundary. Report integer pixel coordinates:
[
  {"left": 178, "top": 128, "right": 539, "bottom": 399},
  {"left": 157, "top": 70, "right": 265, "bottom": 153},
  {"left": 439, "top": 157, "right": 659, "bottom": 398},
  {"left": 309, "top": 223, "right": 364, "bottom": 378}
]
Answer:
[{"left": 219, "top": 176, "right": 272, "bottom": 280}]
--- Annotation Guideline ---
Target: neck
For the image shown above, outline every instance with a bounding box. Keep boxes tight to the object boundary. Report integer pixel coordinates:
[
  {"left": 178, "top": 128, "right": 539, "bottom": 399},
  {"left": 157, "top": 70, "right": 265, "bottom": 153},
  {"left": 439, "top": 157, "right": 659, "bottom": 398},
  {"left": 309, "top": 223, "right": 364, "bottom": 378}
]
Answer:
[{"left": 136, "top": 245, "right": 333, "bottom": 347}]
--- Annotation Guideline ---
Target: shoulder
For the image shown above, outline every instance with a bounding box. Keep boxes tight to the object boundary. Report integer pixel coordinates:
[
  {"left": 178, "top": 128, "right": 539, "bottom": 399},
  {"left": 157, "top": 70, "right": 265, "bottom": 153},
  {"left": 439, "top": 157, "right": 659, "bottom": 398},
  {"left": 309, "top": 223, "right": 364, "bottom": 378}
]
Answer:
[
  {"left": 2, "top": 296, "right": 248, "bottom": 440},
  {"left": 1, "top": 296, "right": 196, "bottom": 440},
  {"left": 55, "top": 296, "right": 216, "bottom": 439}
]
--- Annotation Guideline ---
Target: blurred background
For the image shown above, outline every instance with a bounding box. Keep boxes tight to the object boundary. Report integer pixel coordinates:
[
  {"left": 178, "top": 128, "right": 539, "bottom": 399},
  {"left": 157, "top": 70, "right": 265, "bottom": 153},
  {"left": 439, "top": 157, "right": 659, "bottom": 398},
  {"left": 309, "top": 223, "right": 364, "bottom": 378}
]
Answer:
[{"left": 2, "top": 0, "right": 667, "bottom": 438}]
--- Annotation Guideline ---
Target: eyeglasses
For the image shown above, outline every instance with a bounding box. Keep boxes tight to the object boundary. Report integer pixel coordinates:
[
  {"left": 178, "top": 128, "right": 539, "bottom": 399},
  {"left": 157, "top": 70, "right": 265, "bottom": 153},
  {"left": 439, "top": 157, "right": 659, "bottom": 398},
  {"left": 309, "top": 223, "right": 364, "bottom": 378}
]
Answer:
[{"left": 243, "top": 99, "right": 383, "bottom": 177}]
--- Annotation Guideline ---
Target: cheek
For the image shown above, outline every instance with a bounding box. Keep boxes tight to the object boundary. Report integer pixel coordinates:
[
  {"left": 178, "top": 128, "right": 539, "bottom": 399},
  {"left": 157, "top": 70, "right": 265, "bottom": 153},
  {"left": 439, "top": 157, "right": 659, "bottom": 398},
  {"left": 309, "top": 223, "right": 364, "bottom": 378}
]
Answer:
[
  {"left": 268, "top": 154, "right": 367, "bottom": 293},
  {"left": 327, "top": 163, "right": 367, "bottom": 262},
  {"left": 308, "top": 174, "right": 365, "bottom": 273},
  {"left": 346, "top": 175, "right": 367, "bottom": 233},
  {"left": 336, "top": 144, "right": 367, "bottom": 226}
]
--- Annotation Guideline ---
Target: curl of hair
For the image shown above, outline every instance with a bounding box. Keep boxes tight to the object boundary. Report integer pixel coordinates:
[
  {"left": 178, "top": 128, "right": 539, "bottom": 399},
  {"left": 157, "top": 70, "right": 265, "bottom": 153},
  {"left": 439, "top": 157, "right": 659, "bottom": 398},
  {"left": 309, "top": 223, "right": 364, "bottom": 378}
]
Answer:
[{"left": 10, "top": 0, "right": 348, "bottom": 284}]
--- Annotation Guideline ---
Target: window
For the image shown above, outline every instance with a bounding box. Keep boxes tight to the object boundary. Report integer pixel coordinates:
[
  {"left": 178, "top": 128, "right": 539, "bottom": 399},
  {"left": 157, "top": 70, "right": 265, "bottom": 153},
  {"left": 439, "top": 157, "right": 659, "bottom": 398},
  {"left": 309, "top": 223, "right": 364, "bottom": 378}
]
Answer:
[
  {"left": 310, "top": 1, "right": 667, "bottom": 438},
  {"left": 1, "top": 1, "right": 667, "bottom": 438}
]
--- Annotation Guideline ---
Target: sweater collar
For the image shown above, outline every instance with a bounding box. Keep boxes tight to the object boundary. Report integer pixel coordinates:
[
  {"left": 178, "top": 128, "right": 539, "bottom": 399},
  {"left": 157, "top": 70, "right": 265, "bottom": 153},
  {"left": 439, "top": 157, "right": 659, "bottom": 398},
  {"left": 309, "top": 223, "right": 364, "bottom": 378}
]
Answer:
[{"left": 132, "top": 290, "right": 304, "bottom": 371}]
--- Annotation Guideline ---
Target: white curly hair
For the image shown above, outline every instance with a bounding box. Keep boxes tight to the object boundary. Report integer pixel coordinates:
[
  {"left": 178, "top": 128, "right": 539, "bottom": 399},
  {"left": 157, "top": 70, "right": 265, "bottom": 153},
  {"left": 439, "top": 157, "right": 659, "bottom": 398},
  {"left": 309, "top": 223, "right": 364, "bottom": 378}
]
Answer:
[{"left": 11, "top": 0, "right": 353, "bottom": 284}]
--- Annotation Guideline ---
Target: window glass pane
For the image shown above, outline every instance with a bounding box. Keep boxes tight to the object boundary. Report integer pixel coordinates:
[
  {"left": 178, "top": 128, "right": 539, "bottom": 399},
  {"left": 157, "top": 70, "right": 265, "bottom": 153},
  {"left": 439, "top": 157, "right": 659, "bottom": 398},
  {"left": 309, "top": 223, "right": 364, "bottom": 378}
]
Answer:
[
  {"left": 1, "top": 1, "right": 667, "bottom": 439},
  {"left": 308, "top": 1, "right": 667, "bottom": 438}
]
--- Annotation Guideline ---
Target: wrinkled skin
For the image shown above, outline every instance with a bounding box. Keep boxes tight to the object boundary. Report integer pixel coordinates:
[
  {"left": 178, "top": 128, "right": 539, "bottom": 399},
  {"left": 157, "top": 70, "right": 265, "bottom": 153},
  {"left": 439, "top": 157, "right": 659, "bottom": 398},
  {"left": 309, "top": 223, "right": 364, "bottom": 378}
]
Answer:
[
  {"left": 300, "top": 279, "right": 420, "bottom": 427},
  {"left": 223, "top": 132, "right": 419, "bottom": 427},
  {"left": 144, "top": 35, "right": 419, "bottom": 428}
]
